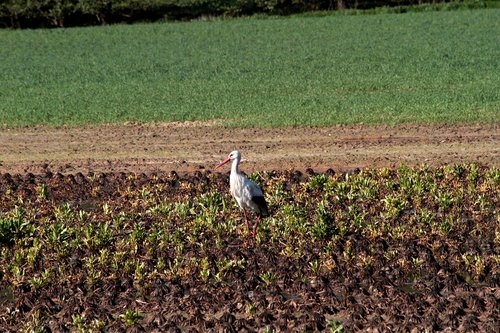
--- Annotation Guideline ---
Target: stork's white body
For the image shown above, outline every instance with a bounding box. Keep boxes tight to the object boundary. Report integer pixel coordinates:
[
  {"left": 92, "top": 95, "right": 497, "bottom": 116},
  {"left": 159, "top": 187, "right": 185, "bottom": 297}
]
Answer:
[
  {"left": 215, "top": 150, "right": 269, "bottom": 237},
  {"left": 229, "top": 158, "right": 266, "bottom": 215}
]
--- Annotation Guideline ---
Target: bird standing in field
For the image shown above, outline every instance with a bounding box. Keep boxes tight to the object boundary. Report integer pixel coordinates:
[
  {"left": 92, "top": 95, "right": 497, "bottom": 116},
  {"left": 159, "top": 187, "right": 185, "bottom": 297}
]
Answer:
[{"left": 215, "top": 150, "right": 269, "bottom": 238}]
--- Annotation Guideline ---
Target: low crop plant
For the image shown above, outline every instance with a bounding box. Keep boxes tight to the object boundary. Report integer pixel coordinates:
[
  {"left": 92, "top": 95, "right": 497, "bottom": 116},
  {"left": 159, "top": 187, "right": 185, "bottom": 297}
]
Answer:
[
  {"left": 0, "top": 211, "right": 35, "bottom": 244},
  {"left": 276, "top": 203, "right": 309, "bottom": 238},
  {"left": 266, "top": 180, "right": 290, "bottom": 207},
  {"left": 199, "top": 257, "right": 211, "bottom": 282},
  {"left": 47, "top": 222, "right": 70, "bottom": 249},
  {"left": 246, "top": 303, "right": 257, "bottom": 316},
  {"left": 71, "top": 314, "right": 88, "bottom": 332},
  {"left": 22, "top": 309, "right": 44, "bottom": 333},
  {"left": 305, "top": 174, "right": 329, "bottom": 191},
  {"left": 381, "top": 194, "right": 408, "bottom": 220},
  {"left": 461, "top": 252, "right": 487, "bottom": 281},
  {"left": 173, "top": 201, "right": 194, "bottom": 219},
  {"left": 196, "top": 190, "right": 225, "bottom": 211},
  {"left": 327, "top": 319, "right": 345, "bottom": 333},
  {"left": 485, "top": 166, "right": 499, "bottom": 185},
  {"left": 434, "top": 190, "right": 454, "bottom": 211},
  {"left": 120, "top": 309, "right": 143, "bottom": 327},
  {"left": 54, "top": 203, "right": 73, "bottom": 222},
  {"left": 473, "top": 194, "right": 493, "bottom": 214},
  {"left": 26, "top": 237, "right": 41, "bottom": 268},
  {"left": 2, "top": 7, "right": 499, "bottom": 127},
  {"left": 311, "top": 199, "right": 335, "bottom": 241},
  {"left": 467, "top": 163, "right": 480, "bottom": 183},
  {"left": 29, "top": 268, "right": 51, "bottom": 291},
  {"left": 260, "top": 271, "right": 277, "bottom": 287},
  {"left": 35, "top": 184, "right": 48, "bottom": 201},
  {"left": 438, "top": 215, "right": 454, "bottom": 236},
  {"left": 216, "top": 257, "right": 246, "bottom": 279},
  {"left": 309, "top": 259, "right": 322, "bottom": 275},
  {"left": 82, "top": 222, "right": 112, "bottom": 251},
  {"left": 343, "top": 240, "right": 354, "bottom": 263},
  {"left": 358, "top": 254, "right": 373, "bottom": 269},
  {"left": 133, "top": 261, "right": 146, "bottom": 285},
  {"left": 334, "top": 178, "right": 351, "bottom": 203},
  {"left": 82, "top": 256, "right": 102, "bottom": 286}
]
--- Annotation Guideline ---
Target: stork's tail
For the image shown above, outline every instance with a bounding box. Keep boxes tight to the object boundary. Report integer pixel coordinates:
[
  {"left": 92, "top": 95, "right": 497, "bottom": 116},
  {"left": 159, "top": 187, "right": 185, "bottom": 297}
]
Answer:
[{"left": 252, "top": 196, "right": 269, "bottom": 218}]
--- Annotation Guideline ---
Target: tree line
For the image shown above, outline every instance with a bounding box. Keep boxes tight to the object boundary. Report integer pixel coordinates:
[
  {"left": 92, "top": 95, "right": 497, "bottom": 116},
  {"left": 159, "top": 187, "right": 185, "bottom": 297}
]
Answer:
[{"left": 0, "top": 1, "right": 480, "bottom": 28}]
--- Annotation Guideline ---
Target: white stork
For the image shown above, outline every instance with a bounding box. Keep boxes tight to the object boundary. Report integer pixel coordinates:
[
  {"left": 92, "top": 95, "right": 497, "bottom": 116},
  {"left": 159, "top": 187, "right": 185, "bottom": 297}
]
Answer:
[{"left": 215, "top": 150, "right": 269, "bottom": 238}]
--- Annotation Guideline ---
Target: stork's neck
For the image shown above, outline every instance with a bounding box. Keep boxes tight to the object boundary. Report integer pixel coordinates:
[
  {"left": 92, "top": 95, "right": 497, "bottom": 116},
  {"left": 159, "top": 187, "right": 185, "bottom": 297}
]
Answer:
[{"left": 231, "top": 157, "right": 240, "bottom": 175}]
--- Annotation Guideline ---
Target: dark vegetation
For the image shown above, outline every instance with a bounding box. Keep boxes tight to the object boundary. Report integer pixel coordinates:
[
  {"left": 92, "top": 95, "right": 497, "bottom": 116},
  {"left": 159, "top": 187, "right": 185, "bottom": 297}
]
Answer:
[
  {"left": 0, "top": 164, "right": 498, "bottom": 331},
  {"left": 0, "top": 0, "right": 495, "bottom": 28}
]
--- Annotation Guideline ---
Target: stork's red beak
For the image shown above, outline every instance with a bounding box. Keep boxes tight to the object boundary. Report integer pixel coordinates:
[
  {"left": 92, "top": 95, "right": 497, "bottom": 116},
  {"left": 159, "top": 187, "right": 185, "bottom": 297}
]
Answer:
[{"left": 215, "top": 157, "right": 231, "bottom": 170}]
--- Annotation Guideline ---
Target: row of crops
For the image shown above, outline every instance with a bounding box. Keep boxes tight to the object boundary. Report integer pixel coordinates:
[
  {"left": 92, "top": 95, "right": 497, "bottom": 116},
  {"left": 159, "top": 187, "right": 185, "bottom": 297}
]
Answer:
[{"left": 0, "top": 164, "right": 498, "bottom": 331}]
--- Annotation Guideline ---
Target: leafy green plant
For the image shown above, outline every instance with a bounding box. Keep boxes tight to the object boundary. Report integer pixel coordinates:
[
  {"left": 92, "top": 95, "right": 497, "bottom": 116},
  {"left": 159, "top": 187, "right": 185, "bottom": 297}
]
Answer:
[
  {"left": 54, "top": 203, "right": 73, "bottom": 222},
  {"left": 327, "top": 319, "right": 345, "bottom": 333},
  {"left": 173, "top": 201, "right": 194, "bottom": 219},
  {"left": 246, "top": 303, "right": 256, "bottom": 316},
  {"left": 215, "top": 257, "right": 247, "bottom": 281},
  {"left": 36, "top": 183, "right": 48, "bottom": 201},
  {"left": 267, "top": 180, "right": 290, "bottom": 206},
  {"left": 309, "top": 259, "right": 322, "bottom": 275},
  {"left": 199, "top": 257, "right": 211, "bottom": 282},
  {"left": 47, "top": 222, "right": 69, "bottom": 248},
  {"left": 29, "top": 269, "right": 51, "bottom": 291},
  {"left": 434, "top": 190, "right": 454, "bottom": 210},
  {"left": 381, "top": 194, "right": 408, "bottom": 219},
  {"left": 0, "top": 212, "right": 34, "bottom": 244},
  {"left": 306, "top": 174, "right": 329, "bottom": 191},
  {"left": 438, "top": 215, "right": 454, "bottom": 236},
  {"left": 120, "top": 309, "right": 143, "bottom": 327},
  {"left": 260, "top": 271, "right": 276, "bottom": 286},
  {"left": 311, "top": 199, "right": 335, "bottom": 240}
]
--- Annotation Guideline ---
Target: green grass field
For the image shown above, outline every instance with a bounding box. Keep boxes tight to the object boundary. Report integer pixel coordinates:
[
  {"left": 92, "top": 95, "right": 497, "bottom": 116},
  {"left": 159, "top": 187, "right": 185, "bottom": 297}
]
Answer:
[{"left": 0, "top": 8, "right": 498, "bottom": 127}]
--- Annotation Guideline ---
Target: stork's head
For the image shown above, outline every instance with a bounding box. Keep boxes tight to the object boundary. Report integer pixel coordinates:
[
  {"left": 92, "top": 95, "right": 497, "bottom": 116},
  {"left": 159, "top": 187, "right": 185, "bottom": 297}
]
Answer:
[{"left": 215, "top": 150, "right": 241, "bottom": 169}]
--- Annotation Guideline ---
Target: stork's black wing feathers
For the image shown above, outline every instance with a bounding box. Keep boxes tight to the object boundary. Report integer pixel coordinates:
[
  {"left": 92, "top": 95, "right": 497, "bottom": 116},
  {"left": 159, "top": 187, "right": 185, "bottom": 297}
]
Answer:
[{"left": 251, "top": 195, "right": 269, "bottom": 217}]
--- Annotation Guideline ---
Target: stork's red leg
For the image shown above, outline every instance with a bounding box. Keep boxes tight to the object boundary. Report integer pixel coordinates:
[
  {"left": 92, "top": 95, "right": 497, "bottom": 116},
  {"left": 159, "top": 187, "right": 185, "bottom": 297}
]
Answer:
[
  {"left": 243, "top": 209, "right": 251, "bottom": 235},
  {"left": 252, "top": 216, "right": 260, "bottom": 238}
]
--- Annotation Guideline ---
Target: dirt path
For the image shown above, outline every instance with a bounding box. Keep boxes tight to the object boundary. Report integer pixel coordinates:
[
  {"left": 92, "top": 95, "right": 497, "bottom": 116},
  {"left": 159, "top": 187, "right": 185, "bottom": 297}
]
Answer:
[{"left": 1, "top": 123, "right": 498, "bottom": 174}]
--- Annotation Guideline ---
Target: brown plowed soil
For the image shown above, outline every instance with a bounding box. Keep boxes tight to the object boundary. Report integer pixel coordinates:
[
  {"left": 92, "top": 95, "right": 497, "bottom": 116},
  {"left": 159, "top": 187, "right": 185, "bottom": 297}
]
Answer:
[
  {"left": 0, "top": 168, "right": 498, "bottom": 332},
  {"left": 1, "top": 123, "right": 499, "bottom": 175}
]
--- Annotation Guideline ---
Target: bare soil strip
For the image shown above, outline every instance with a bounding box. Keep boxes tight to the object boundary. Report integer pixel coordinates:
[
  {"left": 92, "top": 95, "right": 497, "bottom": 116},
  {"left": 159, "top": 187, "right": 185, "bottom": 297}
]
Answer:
[{"left": 1, "top": 123, "right": 498, "bottom": 174}]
